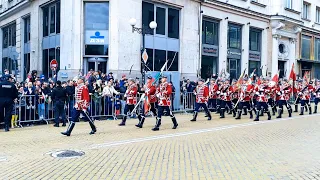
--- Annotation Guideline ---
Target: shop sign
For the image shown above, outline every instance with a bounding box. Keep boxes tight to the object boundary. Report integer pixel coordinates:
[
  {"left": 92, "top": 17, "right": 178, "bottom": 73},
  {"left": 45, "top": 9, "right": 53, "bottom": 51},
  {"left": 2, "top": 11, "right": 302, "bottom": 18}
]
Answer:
[
  {"left": 249, "top": 51, "right": 261, "bottom": 61},
  {"left": 227, "top": 49, "right": 241, "bottom": 59},
  {"left": 202, "top": 44, "right": 219, "bottom": 57},
  {"left": 85, "top": 30, "right": 109, "bottom": 45}
]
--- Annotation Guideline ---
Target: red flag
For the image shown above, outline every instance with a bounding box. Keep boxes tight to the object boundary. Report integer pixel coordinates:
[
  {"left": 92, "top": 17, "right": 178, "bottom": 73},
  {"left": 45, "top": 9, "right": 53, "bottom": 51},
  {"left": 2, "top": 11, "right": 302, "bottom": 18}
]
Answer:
[
  {"left": 272, "top": 71, "right": 279, "bottom": 83},
  {"left": 289, "top": 63, "right": 296, "bottom": 81}
]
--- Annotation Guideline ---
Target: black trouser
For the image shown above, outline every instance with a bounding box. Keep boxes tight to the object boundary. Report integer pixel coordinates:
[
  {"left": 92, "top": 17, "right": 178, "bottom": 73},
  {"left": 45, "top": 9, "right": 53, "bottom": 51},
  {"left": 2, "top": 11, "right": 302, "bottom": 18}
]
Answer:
[
  {"left": 221, "top": 100, "right": 233, "bottom": 110},
  {"left": 139, "top": 102, "right": 158, "bottom": 118},
  {"left": 238, "top": 101, "right": 252, "bottom": 110},
  {"left": 124, "top": 104, "right": 135, "bottom": 117},
  {"left": 54, "top": 101, "right": 66, "bottom": 124},
  {"left": 256, "top": 101, "right": 269, "bottom": 111},
  {"left": 0, "top": 98, "right": 13, "bottom": 129},
  {"left": 208, "top": 99, "right": 217, "bottom": 111},
  {"left": 278, "top": 100, "right": 291, "bottom": 112}
]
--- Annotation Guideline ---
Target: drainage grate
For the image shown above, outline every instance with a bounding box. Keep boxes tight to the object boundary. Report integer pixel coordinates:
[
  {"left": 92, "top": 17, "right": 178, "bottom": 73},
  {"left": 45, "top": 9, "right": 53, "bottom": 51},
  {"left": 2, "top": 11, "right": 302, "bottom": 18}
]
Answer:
[{"left": 51, "top": 150, "right": 85, "bottom": 158}]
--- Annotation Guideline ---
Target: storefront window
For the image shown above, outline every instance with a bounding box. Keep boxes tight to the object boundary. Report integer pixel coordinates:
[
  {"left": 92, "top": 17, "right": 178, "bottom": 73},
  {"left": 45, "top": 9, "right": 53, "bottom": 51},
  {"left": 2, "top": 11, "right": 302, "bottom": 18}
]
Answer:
[
  {"left": 85, "top": 2, "right": 109, "bottom": 30},
  {"left": 2, "top": 23, "right": 16, "bottom": 48},
  {"left": 168, "top": 8, "right": 179, "bottom": 39},
  {"left": 249, "top": 61, "right": 261, "bottom": 77},
  {"left": 314, "top": 38, "right": 320, "bottom": 61},
  {"left": 228, "top": 24, "right": 241, "bottom": 49},
  {"left": 278, "top": 61, "right": 285, "bottom": 78},
  {"left": 142, "top": 2, "right": 154, "bottom": 35},
  {"left": 202, "top": 20, "right": 219, "bottom": 45},
  {"left": 301, "top": 35, "right": 311, "bottom": 59},
  {"left": 85, "top": 45, "right": 108, "bottom": 56},
  {"left": 249, "top": 28, "right": 261, "bottom": 52},
  {"left": 24, "top": 17, "right": 31, "bottom": 43},
  {"left": 227, "top": 59, "right": 241, "bottom": 80},
  {"left": 43, "top": 1, "right": 60, "bottom": 37},
  {"left": 42, "top": 48, "right": 60, "bottom": 78},
  {"left": 144, "top": 49, "right": 178, "bottom": 72},
  {"left": 201, "top": 55, "right": 217, "bottom": 79}
]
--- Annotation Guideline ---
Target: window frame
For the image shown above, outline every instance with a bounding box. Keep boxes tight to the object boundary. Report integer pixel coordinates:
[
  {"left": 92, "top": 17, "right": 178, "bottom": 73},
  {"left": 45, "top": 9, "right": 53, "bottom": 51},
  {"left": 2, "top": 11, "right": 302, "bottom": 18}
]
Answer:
[
  {"left": 302, "top": 2, "right": 310, "bottom": 20},
  {"left": 2, "top": 23, "right": 16, "bottom": 48},
  {"left": 301, "top": 34, "right": 312, "bottom": 60},
  {"left": 202, "top": 19, "right": 219, "bottom": 46},
  {"left": 316, "top": 7, "right": 320, "bottom": 23},
  {"left": 227, "top": 23, "right": 242, "bottom": 49},
  {"left": 249, "top": 28, "right": 261, "bottom": 52},
  {"left": 286, "top": 0, "right": 292, "bottom": 9},
  {"left": 42, "top": 2, "right": 60, "bottom": 37},
  {"left": 24, "top": 16, "right": 31, "bottom": 43}
]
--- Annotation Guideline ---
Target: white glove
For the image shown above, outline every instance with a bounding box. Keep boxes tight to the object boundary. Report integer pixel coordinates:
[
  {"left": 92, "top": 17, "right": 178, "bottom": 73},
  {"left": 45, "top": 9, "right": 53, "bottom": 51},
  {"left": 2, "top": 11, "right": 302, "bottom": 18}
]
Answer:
[{"left": 83, "top": 109, "right": 87, "bottom": 113}]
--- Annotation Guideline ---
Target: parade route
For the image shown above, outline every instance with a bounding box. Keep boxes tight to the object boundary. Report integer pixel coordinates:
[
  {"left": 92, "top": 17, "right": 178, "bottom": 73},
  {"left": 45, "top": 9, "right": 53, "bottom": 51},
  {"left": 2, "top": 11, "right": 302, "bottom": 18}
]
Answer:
[{"left": 1, "top": 112, "right": 320, "bottom": 179}]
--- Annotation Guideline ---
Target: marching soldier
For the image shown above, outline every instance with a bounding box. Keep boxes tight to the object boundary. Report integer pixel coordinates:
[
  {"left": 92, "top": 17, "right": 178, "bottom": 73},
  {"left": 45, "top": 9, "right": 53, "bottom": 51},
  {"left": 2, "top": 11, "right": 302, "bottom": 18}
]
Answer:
[
  {"left": 215, "top": 80, "right": 223, "bottom": 114},
  {"left": 119, "top": 78, "right": 138, "bottom": 126},
  {"left": 231, "top": 79, "right": 239, "bottom": 117},
  {"left": 276, "top": 79, "right": 292, "bottom": 118},
  {"left": 136, "top": 76, "right": 157, "bottom": 128},
  {"left": 293, "top": 79, "right": 303, "bottom": 112},
  {"left": 190, "top": 79, "right": 212, "bottom": 121},
  {"left": 314, "top": 79, "right": 320, "bottom": 114},
  {"left": 266, "top": 78, "right": 277, "bottom": 116},
  {"left": 220, "top": 79, "right": 234, "bottom": 118},
  {"left": 254, "top": 78, "right": 271, "bottom": 121},
  {"left": 298, "top": 81, "right": 313, "bottom": 115},
  {"left": 235, "top": 78, "right": 254, "bottom": 119},
  {"left": 152, "top": 75, "right": 178, "bottom": 131},
  {"left": 208, "top": 79, "right": 218, "bottom": 112},
  {"left": 61, "top": 78, "right": 96, "bottom": 136}
]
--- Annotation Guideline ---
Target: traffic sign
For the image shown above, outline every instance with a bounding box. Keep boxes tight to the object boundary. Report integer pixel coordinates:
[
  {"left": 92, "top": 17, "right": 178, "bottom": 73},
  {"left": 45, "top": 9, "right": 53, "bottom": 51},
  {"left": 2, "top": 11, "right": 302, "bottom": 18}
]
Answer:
[
  {"left": 50, "top": 59, "right": 58, "bottom": 71},
  {"left": 142, "top": 49, "right": 148, "bottom": 64}
]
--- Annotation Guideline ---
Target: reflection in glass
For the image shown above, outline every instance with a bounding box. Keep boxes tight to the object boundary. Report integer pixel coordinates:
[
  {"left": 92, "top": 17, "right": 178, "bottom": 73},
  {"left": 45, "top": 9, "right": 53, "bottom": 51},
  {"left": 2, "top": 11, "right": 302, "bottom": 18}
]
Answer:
[
  {"left": 228, "top": 25, "right": 241, "bottom": 49},
  {"left": 249, "top": 29, "right": 261, "bottom": 51},
  {"left": 142, "top": 2, "right": 154, "bottom": 35},
  {"left": 168, "top": 8, "right": 179, "bottom": 39},
  {"left": 156, "top": 7, "right": 165, "bottom": 35},
  {"left": 154, "top": 50, "right": 166, "bottom": 71},
  {"left": 50, "top": 6, "right": 56, "bottom": 34},
  {"left": 302, "top": 35, "right": 311, "bottom": 59},
  {"left": 85, "top": 2, "right": 109, "bottom": 30}
]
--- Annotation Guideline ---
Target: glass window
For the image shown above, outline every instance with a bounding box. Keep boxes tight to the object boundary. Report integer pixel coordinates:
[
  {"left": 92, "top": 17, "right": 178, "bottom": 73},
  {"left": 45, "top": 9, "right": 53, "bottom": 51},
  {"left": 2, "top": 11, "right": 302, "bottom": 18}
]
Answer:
[
  {"left": 302, "top": 35, "right": 311, "bottom": 59},
  {"left": 85, "top": 45, "right": 108, "bottom": 56},
  {"left": 43, "top": 49, "right": 49, "bottom": 78},
  {"left": 49, "top": 6, "right": 56, "bottom": 34},
  {"left": 168, "top": 8, "right": 179, "bottom": 39},
  {"left": 278, "top": 61, "right": 285, "bottom": 78},
  {"left": 202, "top": 20, "right": 219, "bottom": 45},
  {"left": 249, "top": 28, "right": 261, "bottom": 52},
  {"left": 317, "top": 7, "right": 320, "bottom": 23},
  {"left": 227, "top": 59, "right": 241, "bottom": 80},
  {"left": 167, "top": 51, "right": 178, "bottom": 71},
  {"left": 2, "top": 24, "right": 16, "bottom": 48},
  {"left": 145, "top": 48, "right": 154, "bottom": 71},
  {"left": 24, "top": 17, "right": 31, "bottom": 43},
  {"left": 43, "top": 6, "right": 49, "bottom": 37},
  {"left": 286, "top": 0, "right": 292, "bottom": 9},
  {"left": 56, "top": 48, "right": 60, "bottom": 72},
  {"left": 228, "top": 24, "right": 241, "bottom": 49},
  {"left": 24, "top": 53, "right": 30, "bottom": 80},
  {"left": 56, "top": 2, "right": 60, "bottom": 34},
  {"left": 315, "top": 38, "right": 320, "bottom": 61},
  {"left": 156, "top": 7, "right": 166, "bottom": 35},
  {"left": 303, "top": 2, "right": 309, "bottom": 19},
  {"left": 142, "top": 2, "right": 154, "bottom": 35},
  {"left": 154, "top": 49, "right": 166, "bottom": 71},
  {"left": 85, "top": 2, "right": 109, "bottom": 30}
]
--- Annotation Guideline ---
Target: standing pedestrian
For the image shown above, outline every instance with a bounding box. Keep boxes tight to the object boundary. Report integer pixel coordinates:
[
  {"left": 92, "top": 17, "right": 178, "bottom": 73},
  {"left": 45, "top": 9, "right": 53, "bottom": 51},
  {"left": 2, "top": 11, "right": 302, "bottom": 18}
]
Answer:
[{"left": 51, "top": 81, "right": 68, "bottom": 127}]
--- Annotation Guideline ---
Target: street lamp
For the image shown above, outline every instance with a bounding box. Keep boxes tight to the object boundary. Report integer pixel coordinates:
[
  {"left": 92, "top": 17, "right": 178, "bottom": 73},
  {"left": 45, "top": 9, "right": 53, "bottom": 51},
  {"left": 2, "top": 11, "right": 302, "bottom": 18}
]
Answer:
[{"left": 129, "top": 18, "right": 157, "bottom": 84}]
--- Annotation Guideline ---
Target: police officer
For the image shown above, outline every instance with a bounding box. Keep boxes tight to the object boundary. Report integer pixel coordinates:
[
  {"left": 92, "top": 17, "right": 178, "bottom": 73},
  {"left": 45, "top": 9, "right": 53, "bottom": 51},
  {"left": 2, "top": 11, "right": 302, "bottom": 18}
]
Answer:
[
  {"left": 51, "top": 80, "right": 68, "bottom": 127},
  {"left": 0, "top": 74, "right": 18, "bottom": 132}
]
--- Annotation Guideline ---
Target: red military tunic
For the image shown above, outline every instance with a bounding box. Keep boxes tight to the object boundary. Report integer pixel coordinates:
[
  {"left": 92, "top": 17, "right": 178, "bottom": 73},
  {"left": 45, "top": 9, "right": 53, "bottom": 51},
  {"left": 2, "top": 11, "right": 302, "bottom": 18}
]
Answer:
[
  {"left": 125, "top": 84, "right": 138, "bottom": 105},
  {"left": 144, "top": 83, "right": 157, "bottom": 103},
  {"left": 195, "top": 85, "right": 209, "bottom": 103},
  {"left": 157, "top": 82, "right": 172, "bottom": 106},
  {"left": 276, "top": 86, "right": 292, "bottom": 101},
  {"left": 220, "top": 85, "right": 233, "bottom": 101},
  {"left": 74, "top": 83, "right": 90, "bottom": 111},
  {"left": 255, "top": 85, "right": 268, "bottom": 102},
  {"left": 209, "top": 83, "right": 218, "bottom": 99},
  {"left": 239, "top": 84, "right": 253, "bottom": 102}
]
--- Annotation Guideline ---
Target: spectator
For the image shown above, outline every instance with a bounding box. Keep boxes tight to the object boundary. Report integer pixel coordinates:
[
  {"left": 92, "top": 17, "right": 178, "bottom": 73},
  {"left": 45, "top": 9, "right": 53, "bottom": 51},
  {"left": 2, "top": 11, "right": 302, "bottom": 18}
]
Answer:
[
  {"left": 107, "top": 72, "right": 114, "bottom": 81},
  {"left": 103, "top": 80, "right": 120, "bottom": 117},
  {"left": 91, "top": 81, "right": 103, "bottom": 119}
]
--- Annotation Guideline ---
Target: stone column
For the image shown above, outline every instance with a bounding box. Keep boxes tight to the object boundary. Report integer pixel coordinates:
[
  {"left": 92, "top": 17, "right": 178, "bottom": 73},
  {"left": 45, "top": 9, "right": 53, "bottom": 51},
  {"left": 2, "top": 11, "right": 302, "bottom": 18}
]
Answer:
[
  {"left": 261, "top": 29, "right": 268, "bottom": 76},
  {"left": 219, "top": 19, "right": 228, "bottom": 73},
  {"left": 271, "top": 35, "right": 279, "bottom": 76},
  {"left": 286, "top": 38, "right": 296, "bottom": 79},
  {"left": 30, "top": 2, "right": 40, "bottom": 73},
  {"left": 15, "top": 18, "right": 22, "bottom": 80},
  {"left": 241, "top": 24, "right": 249, "bottom": 73}
]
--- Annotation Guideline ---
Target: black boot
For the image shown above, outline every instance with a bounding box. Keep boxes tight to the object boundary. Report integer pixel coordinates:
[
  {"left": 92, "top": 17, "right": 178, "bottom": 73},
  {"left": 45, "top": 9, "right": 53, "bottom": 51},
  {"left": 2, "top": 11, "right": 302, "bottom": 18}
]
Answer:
[
  {"left": 276, "top": 109, "right": 282, "bottom": 118},
  {"left": 53, "top": 123, "right": 59, "bottom": 127},
  {"left": 215, "top": 106, "right": 220, "bottom": 114},
  {"left": 119, "top": 116, "right": 127, "bottom": 126},
  {"left": 61, "top": 122, "right": 75, "bottom": 136},
  {"left": 235, "top": 110, "right": 241, "bottom": 120},
  {"left": 62, "top": 122, "right": 66, "bottom": 127},
  {"left": 308, "top": 106, "right": 312, "bottom": 115},
  {"left": 233, "top": 109, "right": 236, "bottom": 117},
  {"left": 135, "top": 116, "right": 145, "bottom": 128},
  {"left": 267, "top": 111, "right": 271, "bottom": 120},
  {"left": 207, "top": 111, "right": 212, "bottom": 120},
  {"left": 190, "top": 112, "right": 198, "bottom": 121},
  {"left": 254, "top": 110, "right": 260, "bottom": 121},
  {"left": 294, "top": 105, "right": 298, "bottom": 112},
  {"left": 4, "top": 125, "right": 9, "bottom": 132},
  {"left": 299, "top": 107, "right": 304, "bottom": 115},
  {"left": 249, "top": 110, "right": 253, "bottom": 119},
  {"left": 152, "top": 117, "right": 161, "bottom": 131},
  {"left": 171, "top": 117, "right": 178, "bottom": 129},
  {"left": 305, "top": 106, "right": 308, "bottom": 112},
  {"left": 288, "top": 109, "right": 292, "bottom": 117},
  {"left": 314, "top": 105, "right": 318, "bottom": 114},
  {"left": 220, "top": 109, "right": 225, "bottom": 118},
  {"left": 243, "top": 108, "right": 248, "bottom": 115},
  {"left": 259, "top": 110, "right": 264, "bottom": 116},
  {"left": 272, "top": 107, "right": 276, "bottom": 116},
  {"left": 89, "top": 121, "right": 97, "bottom": 135}
]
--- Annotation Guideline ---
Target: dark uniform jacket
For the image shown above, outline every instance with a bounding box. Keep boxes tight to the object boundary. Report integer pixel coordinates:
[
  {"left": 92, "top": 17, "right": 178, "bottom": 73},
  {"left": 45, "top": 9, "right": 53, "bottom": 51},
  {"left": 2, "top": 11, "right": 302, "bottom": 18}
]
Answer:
[{"left": 51, "top": 86, "right": 68, "bottom": 103}]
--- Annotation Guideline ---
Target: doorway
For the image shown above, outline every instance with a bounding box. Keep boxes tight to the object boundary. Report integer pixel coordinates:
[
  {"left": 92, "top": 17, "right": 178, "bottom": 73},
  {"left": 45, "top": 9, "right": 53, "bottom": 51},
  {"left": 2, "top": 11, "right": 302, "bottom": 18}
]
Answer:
[{"left": 85, "top": 57, "right": 108, "bottom": 73}]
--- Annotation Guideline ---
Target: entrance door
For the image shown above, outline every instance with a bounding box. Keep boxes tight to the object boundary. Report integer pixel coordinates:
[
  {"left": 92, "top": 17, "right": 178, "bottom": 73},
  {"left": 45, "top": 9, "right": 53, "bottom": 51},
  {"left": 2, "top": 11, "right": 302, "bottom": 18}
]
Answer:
[
  {"left": 86, "top": 57, "right": 108, "bottom": 73},
  {"left": 228, "top": 59, "right": 240, "bottom": 80}
]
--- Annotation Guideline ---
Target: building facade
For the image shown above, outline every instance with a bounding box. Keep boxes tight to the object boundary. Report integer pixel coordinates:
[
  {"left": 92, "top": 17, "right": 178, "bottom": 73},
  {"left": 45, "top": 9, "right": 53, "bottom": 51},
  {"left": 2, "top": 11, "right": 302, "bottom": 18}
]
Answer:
[{"left": 0, "top": 0, "right": 320, "bottom": 81}]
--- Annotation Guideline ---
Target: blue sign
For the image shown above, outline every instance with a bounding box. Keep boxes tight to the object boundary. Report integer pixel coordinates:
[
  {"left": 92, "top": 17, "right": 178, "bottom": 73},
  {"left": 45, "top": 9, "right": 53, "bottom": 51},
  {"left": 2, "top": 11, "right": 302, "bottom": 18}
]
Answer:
[{"left": 90, "top": 31, "right": 105, "bottom": 43}]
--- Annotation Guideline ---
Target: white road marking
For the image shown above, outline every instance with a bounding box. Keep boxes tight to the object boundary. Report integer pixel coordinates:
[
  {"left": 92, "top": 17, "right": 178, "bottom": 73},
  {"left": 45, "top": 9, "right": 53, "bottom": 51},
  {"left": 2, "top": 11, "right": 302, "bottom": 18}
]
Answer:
[{"left": 89, "top": 114, "right": 319, "bottom": 149}]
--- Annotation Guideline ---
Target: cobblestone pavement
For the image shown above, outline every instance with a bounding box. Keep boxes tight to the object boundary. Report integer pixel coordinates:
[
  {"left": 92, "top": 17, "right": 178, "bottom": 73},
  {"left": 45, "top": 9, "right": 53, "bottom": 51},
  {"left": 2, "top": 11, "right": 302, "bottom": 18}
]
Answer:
[{"left": 1, "top": 112, "right": 320, "bottom": 180}]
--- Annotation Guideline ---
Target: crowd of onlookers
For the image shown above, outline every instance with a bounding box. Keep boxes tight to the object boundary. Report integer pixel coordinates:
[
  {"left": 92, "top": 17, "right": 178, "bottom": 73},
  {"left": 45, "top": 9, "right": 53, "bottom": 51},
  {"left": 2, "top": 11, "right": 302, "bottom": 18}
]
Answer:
[{"left": 1, "top": 68, "right": 199, "bottom": 126}]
